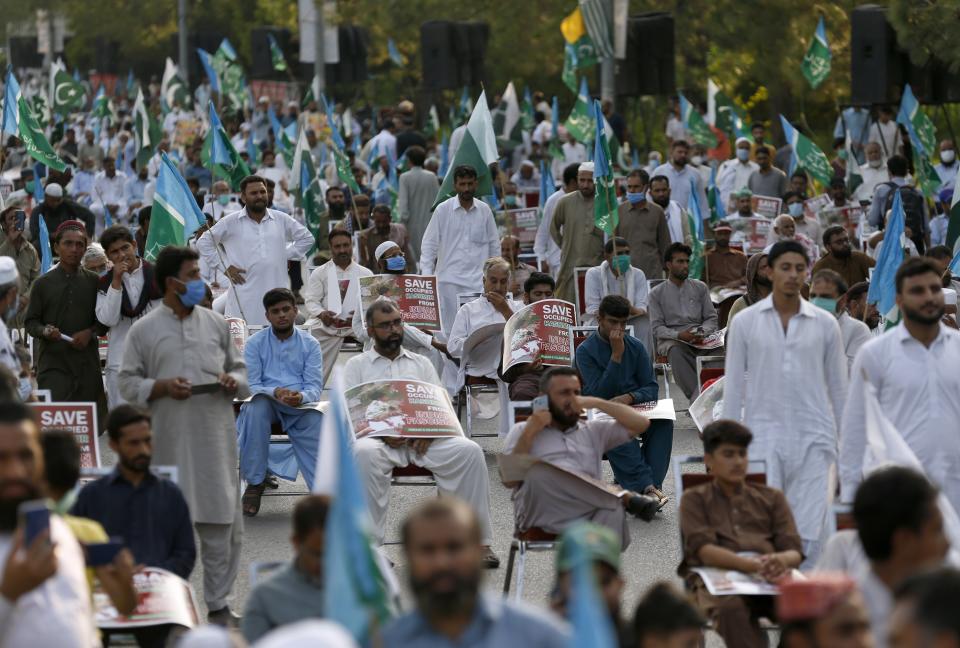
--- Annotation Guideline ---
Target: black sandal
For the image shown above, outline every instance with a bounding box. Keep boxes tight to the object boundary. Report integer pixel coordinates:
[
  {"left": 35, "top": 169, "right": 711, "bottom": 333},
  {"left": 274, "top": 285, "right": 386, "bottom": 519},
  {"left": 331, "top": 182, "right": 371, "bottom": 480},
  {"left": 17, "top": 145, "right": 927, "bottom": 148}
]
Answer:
[{"left": 242, "top": 482, "right": 267, "bottom": 517}]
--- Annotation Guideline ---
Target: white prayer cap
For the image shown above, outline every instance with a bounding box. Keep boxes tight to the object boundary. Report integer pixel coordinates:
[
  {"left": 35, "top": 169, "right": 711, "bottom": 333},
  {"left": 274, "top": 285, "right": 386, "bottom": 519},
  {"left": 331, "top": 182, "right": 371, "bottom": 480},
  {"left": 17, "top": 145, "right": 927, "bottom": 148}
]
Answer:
[
  {"left": 240, "top": 123, "right": 251, "bottom": 131},
  {"left": 0, "top": 257, "right": 18, "bottom": 285},
  {"left": 735, "top": 136, "right": 751, "bottom": 147},
  {"left": 258, "top": 95, "right": 270, "bottom": 104},
  {"left": 520, "top": 159, "right": 535, "bottom": 168},
  {"left": 375, "top": 241, "right": 400, "bottom": 261},
  {"left": 578, "top": 162, "right": 595, "bottom": 174},
  {"left": 44, "top": 182, "right": 63, "bottom": 198},
  {"left": 253, "top": 620, "right": 359, "bottom": 648}
]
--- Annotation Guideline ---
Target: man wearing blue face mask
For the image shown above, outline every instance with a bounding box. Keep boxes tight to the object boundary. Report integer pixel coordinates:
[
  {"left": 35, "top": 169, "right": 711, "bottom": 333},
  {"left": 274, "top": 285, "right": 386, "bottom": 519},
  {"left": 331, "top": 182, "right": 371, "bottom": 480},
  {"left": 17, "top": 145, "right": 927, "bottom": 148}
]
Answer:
[
  {"left": 119, "top": 245, "right": 250, "bottom": 626},
  {"left": 810, "top": 269, "right": 870, "bottom": 374},
  {"left": 615, "top": 169, "right": 670, "bottom": 281}
]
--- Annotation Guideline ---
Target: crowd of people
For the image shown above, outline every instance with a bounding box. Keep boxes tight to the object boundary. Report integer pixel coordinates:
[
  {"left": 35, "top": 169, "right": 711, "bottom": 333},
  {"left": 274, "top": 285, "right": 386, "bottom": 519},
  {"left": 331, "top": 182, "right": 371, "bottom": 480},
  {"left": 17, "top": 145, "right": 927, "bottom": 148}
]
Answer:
[{"left": 0, "top": 54, "right": 959, "bottom": 648}]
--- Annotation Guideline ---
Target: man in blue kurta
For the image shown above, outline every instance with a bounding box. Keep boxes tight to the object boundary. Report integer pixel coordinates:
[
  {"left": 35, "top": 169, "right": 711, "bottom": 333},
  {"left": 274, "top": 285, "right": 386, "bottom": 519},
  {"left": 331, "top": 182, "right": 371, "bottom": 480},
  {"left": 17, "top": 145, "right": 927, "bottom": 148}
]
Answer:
[
  {"left": 237, "top": 287, "right": 323, "bottom": 516},
  {"left": 576, "top": 294, "right": 674, "bottom": 507}
]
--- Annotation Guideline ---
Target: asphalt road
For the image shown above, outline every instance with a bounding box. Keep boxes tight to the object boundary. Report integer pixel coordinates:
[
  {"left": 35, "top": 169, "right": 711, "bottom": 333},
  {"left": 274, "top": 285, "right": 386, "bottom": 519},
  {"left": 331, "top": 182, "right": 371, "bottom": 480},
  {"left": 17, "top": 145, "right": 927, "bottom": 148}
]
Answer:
[{"left": 95, "top": 352, "right": 710, "bottom": 629}]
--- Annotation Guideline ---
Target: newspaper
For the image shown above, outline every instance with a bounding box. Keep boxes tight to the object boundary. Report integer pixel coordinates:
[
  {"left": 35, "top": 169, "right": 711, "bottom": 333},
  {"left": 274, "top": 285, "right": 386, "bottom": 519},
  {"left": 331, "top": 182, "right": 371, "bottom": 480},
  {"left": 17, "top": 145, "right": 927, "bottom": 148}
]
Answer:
[
  {"left": 501, "top": 299, "right": 576, "bottom": 373},
  {"left": 589, "top": 399, "right": 677, "bottom": 422},
  {"left": 498, "top": 453, "right": 628, "bottom": 499},
  {"left": 504, "top": 207, "right": 540, "bottom": 249},
  {"left": 817, "top": 205, "right": 865, "bottom": 243},
  {"left": 690, "top": 566, "right": 780, "bottom": 596},
  {"left": 802, "top": 193, "right": 832, "bottom": 220},
  {"left": 726, "top": 194, "right": 781, "bottom": 219},
  {"left": 95, "top": 567, "right": 200, "bottom": 629},
  {"left": 679, "top": 328, "right": 725, "bottom": 351},
  {"left": 726, "top": 217, "right": 772, "bottom": 253},
  {"left": 359, "top": 274, "right": 442, "bottom": 332},
  {"left": 689, "top": 376, "right": 725, "bottom": 432},
  {"left": 345, "top": 379, "right": 463, "bottom": 439}
]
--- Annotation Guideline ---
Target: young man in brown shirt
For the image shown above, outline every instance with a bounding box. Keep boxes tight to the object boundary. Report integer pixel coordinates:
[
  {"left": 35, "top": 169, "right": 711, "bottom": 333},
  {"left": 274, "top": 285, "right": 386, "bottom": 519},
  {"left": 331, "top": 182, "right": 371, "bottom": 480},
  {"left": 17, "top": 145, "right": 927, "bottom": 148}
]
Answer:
[
  {"left": 679, "top": 420, "right": 803, "bottom": 648},
  {"left": 812, "top": 225, "right": 875, "bottom": 288}
]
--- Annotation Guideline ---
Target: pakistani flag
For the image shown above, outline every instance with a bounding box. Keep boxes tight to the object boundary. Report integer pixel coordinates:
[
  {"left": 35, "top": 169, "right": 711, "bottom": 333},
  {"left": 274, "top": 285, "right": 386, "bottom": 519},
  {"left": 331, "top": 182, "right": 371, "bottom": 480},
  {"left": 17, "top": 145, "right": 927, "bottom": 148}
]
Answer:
[
  {"left": 92, "top": 85, "right": 110, "bottom": 121},
  {"left": 912, "top": 150, "right": 941, "bottom": 198},
  {"left": 578, "top": 0, "right": 615, "bottom": 59},
  {"left": 897, "top": 84, "right": 937, "bottom": 158},
  {"left": 493, "top": 81, "right": 522, "bottom": 144},
  {"left": 268, "top": 33, "right": 287, "bottom": 72},
  {"left": 521, "top": 86, "right": 536, "bottom": 132},
  {"left": 202, "top": 101, "right": 251, "bottom": 191},
  {"left": 290, "top": 129, "right": 327, "bottom": 255},
  {"left": 132, "top": 88, "right": 159, "bottom": 169},
  {"left": 561, "top": 7, "right": 598, "bottom": 69},
  {"left": 196, "top": 48, "right": 220, "bottom": 93},
  {"left": 161, "top": 58, "right": 189, "bottom": 112},
  {"left": 679, "top": 93, "right": 717, "bottom": 148},
  {"left": 49, "top": 60, "right": 85, "bottom": 116},
  {"left": 562, "top": 44, "right": 580, "bottom": 94},
  {"left": 145, "top": 152, "right": 206, "bottom": 261},
  {"left": 549, "top": 95, "right": 564, "bottom": 161},
  {"left": 592, "top": 100, "right": 618, "bottom": 235},
  {"left": 707, "top": 79, "right": 746, "bottom": 139},
  {"left": 212, "top": 39, "right": 246, "bottom": 114},
  {"left": 948, "top": 163, "right": 960, "bottom": 249},
  {"left": 779, "top": 115, "right": 832, "bottom": 186},
  {"left": 801, "top": 16, "right": 831, "bottom": 90},
  {"left": 867, "top": 190, "right": 906, "bottom": 328},
  {"left": 564, "top": 77, "right": 595, "bottom": 144},
  {"left": 425, "top": 104, "right": 440, "bottom": 139},
  {"left": 315, "top": 370, "right": 395, "bottom": 643},
  {"left": 433, "top": 90, "right": 498, "bottom": 209},
  {"left": 2, "top": 69, "right": 66, "bottom": 171}
]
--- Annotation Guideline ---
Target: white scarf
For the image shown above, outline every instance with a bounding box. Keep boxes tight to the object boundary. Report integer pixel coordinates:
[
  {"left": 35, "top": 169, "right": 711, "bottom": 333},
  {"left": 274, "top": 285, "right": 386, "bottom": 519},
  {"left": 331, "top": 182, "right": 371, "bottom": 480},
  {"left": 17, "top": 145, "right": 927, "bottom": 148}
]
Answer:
[{"left": 325, "top": 261, "right": 361, "bottom": 319}]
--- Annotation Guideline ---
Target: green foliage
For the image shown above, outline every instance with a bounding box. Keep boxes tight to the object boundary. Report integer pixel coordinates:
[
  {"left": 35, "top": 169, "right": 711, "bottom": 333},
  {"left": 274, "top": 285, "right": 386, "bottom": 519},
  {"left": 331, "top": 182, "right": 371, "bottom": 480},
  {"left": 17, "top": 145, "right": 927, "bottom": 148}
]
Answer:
[{"left": 888, "top": 0, "right": 960, "bottom": 73}]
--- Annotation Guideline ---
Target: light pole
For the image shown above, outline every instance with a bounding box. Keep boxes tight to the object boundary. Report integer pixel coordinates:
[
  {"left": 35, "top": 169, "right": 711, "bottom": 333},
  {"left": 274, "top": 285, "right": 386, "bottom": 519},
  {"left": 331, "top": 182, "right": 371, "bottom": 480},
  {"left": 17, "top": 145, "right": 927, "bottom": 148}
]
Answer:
[{"left": 178, "top": 0, "right": 189, "bottom": 83}]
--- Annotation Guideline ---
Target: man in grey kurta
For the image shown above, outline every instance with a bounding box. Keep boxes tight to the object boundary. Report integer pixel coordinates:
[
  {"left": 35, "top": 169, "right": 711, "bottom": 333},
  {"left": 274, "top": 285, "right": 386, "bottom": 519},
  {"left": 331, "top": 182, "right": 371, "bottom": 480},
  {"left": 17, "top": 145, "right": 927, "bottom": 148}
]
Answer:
[
  {"left": 615, "top": 170, "right": 670, "bottom": 281},
  {"left": 648, "top": 242, "right": 719, "bottom": 400},
  {"left": 396, "top": 146, "right": 440, "bottom": 266},
  {"left": 550, "top": 162, "right": 604, "bottom": 303},
  {"left": 119, "top": 245, "right": 249, "bottom": 624}
]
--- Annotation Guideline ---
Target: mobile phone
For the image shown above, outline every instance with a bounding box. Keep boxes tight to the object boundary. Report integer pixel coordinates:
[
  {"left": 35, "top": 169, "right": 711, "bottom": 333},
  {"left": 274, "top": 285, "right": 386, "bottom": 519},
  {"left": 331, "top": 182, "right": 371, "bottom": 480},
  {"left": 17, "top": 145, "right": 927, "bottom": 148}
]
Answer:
[
  {"left": 85, "top": 539, "right": 124, "bottom": 567},
  {"left": 19, "top": 500, "right": 49, "bottom": 545},
  {"left": 532, "top": 395, "right": 549, "bottom": 412},
  {"left": 13, "top": 210, "right": 25, "bottom": 231}
]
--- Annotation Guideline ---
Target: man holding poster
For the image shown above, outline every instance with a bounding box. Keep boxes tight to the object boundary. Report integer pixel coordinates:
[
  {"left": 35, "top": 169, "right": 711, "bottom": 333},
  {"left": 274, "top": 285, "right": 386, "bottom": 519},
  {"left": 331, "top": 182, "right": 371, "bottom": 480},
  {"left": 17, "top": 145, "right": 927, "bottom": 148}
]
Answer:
[{"left": 343, "top": 298, "right": 499, "bottom": 568}]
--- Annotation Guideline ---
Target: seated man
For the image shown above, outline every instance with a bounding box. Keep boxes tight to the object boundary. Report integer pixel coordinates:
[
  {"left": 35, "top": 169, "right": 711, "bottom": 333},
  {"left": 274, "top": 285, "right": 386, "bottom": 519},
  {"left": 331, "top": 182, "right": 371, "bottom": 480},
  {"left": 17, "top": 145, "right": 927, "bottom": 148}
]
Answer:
[
  {"left": 500, "top": 272, "right": 555, "bottom": 401},
  {"left": 679, "top": 420, "right": 803, "bottom": 648},
  {"left": 632, "top": 583, "right": 707, "bottom": 648},
  {"left": 241, "top": 495, "right": 328, "bottom": 643},
  {"left": 577, "top": 295, "right": 673, "bottom": 507},
  {"left": 703, "top": 222, "right": 747, "bottom": 290},
  {"left": 304, "top": 228, "right": 373, "bottom": 385},
  {"left": 649, "top": 243, "right": 720, "bottom": 400},
  {"left": 765, "top": 214, "right": 819, "bottom": 263},
  {"left": 809, "top": 269, "right": 871, "bottom": 373},
  {"left": 237, "top": 288, "right": 324, "bottom": 516},
  {"left": 584, "top": 237, "right": 652, "bottom": 354},
  {"left": 343, "top": 298, "right": 499, "bottom": 568},
  {"left": 503, "top": 366, "right": 660, "bottom": 549}
]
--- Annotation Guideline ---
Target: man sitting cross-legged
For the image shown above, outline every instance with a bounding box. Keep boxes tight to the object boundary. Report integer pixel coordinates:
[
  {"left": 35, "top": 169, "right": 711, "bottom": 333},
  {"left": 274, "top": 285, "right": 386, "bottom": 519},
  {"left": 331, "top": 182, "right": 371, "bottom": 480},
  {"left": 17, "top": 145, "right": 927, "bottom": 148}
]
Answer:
[
  {"left": 503, "top": 367, "right": 660, "bottom": 549},
  {"left": 237, "top": 288, "right": 324, "bottom": 516},
  {"left": 679, "top": 419, "right": 803, "bottom": 648}
]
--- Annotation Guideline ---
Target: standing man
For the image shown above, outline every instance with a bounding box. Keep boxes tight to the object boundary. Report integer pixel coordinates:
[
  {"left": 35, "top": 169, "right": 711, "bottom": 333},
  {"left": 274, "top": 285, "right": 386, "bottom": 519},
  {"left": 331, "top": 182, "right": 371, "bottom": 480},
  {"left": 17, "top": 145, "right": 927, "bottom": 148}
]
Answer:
[
  {"left": 854, "top": 142, "right": 890, "bottom": 203},
  {"left": 119, "top": 245, "right": 249, "bottom": 626},
  {"left": 723, "top": 240, "right": 847, "bottom": 562},
  {"left": 91, "top": 157, "right": 127, "bottom": 236},
  {"left": 197, "top": 175, "right": 314, "bottom": 326},
  {"left": 615, "top": 169, "right": 670, "bottom": 281},
  {"left": 420, "top": 165, "right": 499, "bottom": 333},
  {"left": 747, "top": 147, "right": 788, "bottom": 199},
  {"left": 935, "top": 139, "right": 958, "bottom": 193},
  {"left": 716, "top": 137, "right": 759, "bottom": 206},
  {"left": 0, "top": 259, "right": 21, "bottom": 380},
  {"left": 25, "top": 220, "right": 106, "bottom": 422},
  {"left": 534, "top": 163, "right": 577, "bottom": 278},
  {"left": 304, "top": 229, "right": 373, "bottom": 385},
  {"left": 840, "top": 257, "right": 960, "bottom": 512},
  {"left": 809, "top": 269, "right": 872, "bottom": 373},
  {"left": 649, "top": 175, "right": 690, "bottom": 245},
  {"left": 237, "top": 288, "right": 323, "bottom": 516},
  {"left": 358, "top": 205, "right": 413, "bottom": 273},
  {"left": 651, "top": 140, "right": 708, "bottom": 211},
  {"left": 396, "top": 145, "right": 439, "bottom": 266},
  {"left": 550, "top": 162, "right": 604, "bottom": 303},
  {"left": 648, "top": 243, "right": 719, "bottom": 401},
  {"left": 96, "top": 225, "right": 162, "bottom": 409},
  {"left": 0, "top": 206, "right": 39, "bottom": 325}
]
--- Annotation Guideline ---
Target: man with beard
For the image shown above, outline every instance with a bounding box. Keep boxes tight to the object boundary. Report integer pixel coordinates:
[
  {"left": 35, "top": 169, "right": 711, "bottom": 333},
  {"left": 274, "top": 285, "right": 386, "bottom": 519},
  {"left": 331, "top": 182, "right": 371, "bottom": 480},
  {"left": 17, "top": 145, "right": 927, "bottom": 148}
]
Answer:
[
  {"left": 197, "top": 175, "right": 314, "bottom": 326},
  {"left": 813, "top": 226, "right": 875, "bottom": 289},
  {"left": 0, "top": 401, "right": 95, "bottom": 646},
  {"left": 241, "top": 495, "right": 329, "bottom": 643},
  {"left": 648, "top": 174, "right": 691, "bottom": 246},
  {"left": 96, "top": 225, "right": 163, "bottom": 409},
  {"left": 703, "top": 223, "right": 747, "bottom": 290},
  {"left": 382, "top": 498, "right": 569, "bottom": 647},
  {"left": 237, "top": 288, "right": 324, "bottom": 516},
  {"left": 651, "top": 140, "right": 709, "bottom": 215},
  {"left": 304, "top": 229, "right": 374, "bottom": 385},
  {"left": 358, "top": 204, "right": 413, "bottom": 273},
  {"left": 843, "top": 281, "right": 881, "bottom": 334},
  {"left": 724, "top": 241, "right": 847, "bottom": 564},
  {"left": 447, "top": 257, "right": 523, "bottom": 368},
  {"left": 343, "top": 298, "right": 499, "bottom": 568},
  {"left": 841, "top": 258, "right": 960, "bottom": 513},
  {"left": 28, "top": 182, "right": 96, "bottom": 253},
  {"left": 550, "top": 162, "right": 604, "bottom": 303},
  {"left": 420, "top": 165, "right": 500, "bottom": 333},
  {"left": 504, "top": 366, "right": 661, "bottom": 549}
]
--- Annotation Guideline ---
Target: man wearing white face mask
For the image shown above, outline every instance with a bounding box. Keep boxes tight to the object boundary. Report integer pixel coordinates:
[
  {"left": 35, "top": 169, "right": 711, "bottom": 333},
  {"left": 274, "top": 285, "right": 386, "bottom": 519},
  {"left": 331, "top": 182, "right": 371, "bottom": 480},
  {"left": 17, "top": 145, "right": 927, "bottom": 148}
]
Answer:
[
  {"left": 202, "top": 181, "right": 242, "bottom": 223},
  {"left": 853, "top": 142, "right": 889, "bottom": 203},
  {"left": 716, "top": 137, "right": 758, "bottom": 206},
  {"left": 0, "top": 257, "right": 23, "bottom": 380},
  {"left": 934, "top": 139, "right": 957, "bottom": 193},
  {"left": 688, "top": 143, "right": 711, "bottom": 188}
]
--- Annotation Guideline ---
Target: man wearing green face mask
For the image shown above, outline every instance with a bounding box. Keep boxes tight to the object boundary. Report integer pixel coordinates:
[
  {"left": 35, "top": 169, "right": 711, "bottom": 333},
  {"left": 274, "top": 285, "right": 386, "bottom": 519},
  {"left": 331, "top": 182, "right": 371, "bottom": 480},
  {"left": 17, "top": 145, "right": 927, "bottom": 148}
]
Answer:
[
  {"left": 203, "top": 180, "right": 241, "bottom": 224},
  {"left": 810, "top": 269, "right": 871, "bottom": 374},
  {"left": 584, "top": 237, "right": 653, "bottom": 354}
]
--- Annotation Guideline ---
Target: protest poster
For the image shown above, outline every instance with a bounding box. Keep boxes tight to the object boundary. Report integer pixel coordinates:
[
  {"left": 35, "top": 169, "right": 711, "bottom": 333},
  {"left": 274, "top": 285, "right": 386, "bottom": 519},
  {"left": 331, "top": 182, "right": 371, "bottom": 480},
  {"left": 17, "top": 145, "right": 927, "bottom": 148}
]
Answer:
[
  {"left": 345, "top": 379, "right": 463, "bottom": 439},
  {"left": 504, "top": 207, "right": 539, "bottom": 249},
  {"left": 689, "top": 376, "right": 725, "bottom": 433},
  {"left": 95, "top": 567, "right": 200, "bottom": 629},
  {"left": 172, "top": 119, "right": 202, "bottom": 148},
  {"left": 726, "top": 194, "right": 782, "bottom": 219},
  {"left": 676, "top": 328, "right": 725, "bottom": 351},
  {"left": 499, "top": 453, "right": 628, "bottom": 499},
  {"left": 803, "top": 193, "right": 831, "bottom": 220},
  {"left": 359, "top": 274, "right": 442, "bottom": 332},
  {"left": 589, "top": 399, "right": 677, "bottom": 422},
  {"left": 31, "top": 402, "right": 100, "bottom": 468},
  {"left": 501, "top": 299, "right": 576, "bottom": 375},
  {"left": 817, "top": 205, "right": 865, "bottom": 242},
  {"left": 727, "top": 217, "right": 772, "bottom": 253},
  {"left": 226, "top": 317, "right": 247, "bottom": 355}
]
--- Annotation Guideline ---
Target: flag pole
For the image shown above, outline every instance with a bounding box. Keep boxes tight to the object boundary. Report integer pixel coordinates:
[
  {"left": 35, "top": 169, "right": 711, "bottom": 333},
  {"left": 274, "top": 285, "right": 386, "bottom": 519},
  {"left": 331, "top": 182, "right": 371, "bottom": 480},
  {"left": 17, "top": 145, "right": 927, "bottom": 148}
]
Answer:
[{"left": 215, "top": 240, "right": 249, "bottom": 323}]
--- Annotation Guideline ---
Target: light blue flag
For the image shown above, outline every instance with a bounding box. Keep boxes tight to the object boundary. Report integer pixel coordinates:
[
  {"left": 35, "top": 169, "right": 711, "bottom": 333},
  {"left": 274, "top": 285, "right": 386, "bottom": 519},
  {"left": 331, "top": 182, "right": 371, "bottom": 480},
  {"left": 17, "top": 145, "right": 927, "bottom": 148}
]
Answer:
[
  {"left": 897, "top": 84, "right": 932, "bottom": 157},
  {"left": 321, "top": 93, "right": 345, "bottom": 150},
  {"left": 439, "top": 133, "right": 449, "bottom": 178},
  {"left": 38, "top": 213, "right": 52, "bottom": 274},
  {"left": 208, "top": 101, "right": 231, "bottom": 166},
  {"left": 551, "top": 95, "right": 560, "bottom": 139},
  {"left": 566, "top": 525, "right": 618, "bottom": 648},
  {"left": 387, "top": 38, "right": 404, "bottom": 66},
  {"left": 196, "top": 49, "right": 220, "bottom": 93},
  {"left": 218, "top": 38, "right": 238, "bottom": 61},
  {"left": 867, "top": 189, "right": 906, "bottom": 319},
  {"left": 631, "top": 148, "right": 640, "bottom": 170},
  {"left": 351, "top": 132, "right": 361, "bottom": 155},
  {"left": 366, "top": 141, "right": 380, "bottom": 168},
  {"left": 949, "top": 247, "right": 960, "bottom": 275},
  {"left": 688, "top": 178, "right": 705, "bottom": 240},
  {"left": 267, "top": 104, "right": 286, "bottom": 151},
  {"left": 246, "top": 129, "right": 260, "bottom": 166},
  {"left": 2, "top": 68, "right": 21, "bottom": 136},
  {"left": 32, "top": 163, "right": 44, "bottom": 202},
  {"left": 158, "top": 152, "right": 206, "bottom": 238},
  {"left": 539, "top": 159, "right": 555, "bottom": 209}
]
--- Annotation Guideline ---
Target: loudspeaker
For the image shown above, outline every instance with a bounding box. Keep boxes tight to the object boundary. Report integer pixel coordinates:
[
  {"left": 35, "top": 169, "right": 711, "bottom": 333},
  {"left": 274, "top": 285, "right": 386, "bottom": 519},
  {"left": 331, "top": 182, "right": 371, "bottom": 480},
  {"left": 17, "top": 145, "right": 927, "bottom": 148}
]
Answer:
[
  {"left": 615, "top": 13, "right": 675, "bottom": 97},
  {"left": 421, "top": 21, "right": 459, "bottom": 90},
  {"left": 326, "top": 25, "right": 367, "bottom": 85},
  {"left": 8, "top": 37, "right": 42, "bottom": 69},
  {"left": 850, "top": 5, "right": 909, "bottom": 105},
  {"left": 250, "top": 28, "right": 291, "bottom": 79},
  {"left": 93, "top": 37, "right": 121, "bottom": 75},
  {"left": 462, "top": 22, "right": 489, "bottom": 87}
]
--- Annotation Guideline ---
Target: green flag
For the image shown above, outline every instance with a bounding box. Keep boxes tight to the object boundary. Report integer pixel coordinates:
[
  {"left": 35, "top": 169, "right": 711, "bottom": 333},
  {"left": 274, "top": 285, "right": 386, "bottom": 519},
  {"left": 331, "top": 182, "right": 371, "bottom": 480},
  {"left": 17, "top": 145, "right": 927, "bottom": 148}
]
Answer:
[
  {"left": 161, "top": 58, "right": 190, "bottom": 112},
  {"left": 707, "top": 80, "right": 746, "bottom": 139},
  {"left": 897, "top": 84, "right": 937, "bottom": 159},
  {"left": 334, "top": 145, "right": 360, "bottom": 196},
  {"left": 425, "top": 105, "right": 440, "bottom": 139},
  {"left": 947, "top": 163, "right": 960, "bottom": 249},
  {"left": 591, "top": 100, "right": 618, "bottom": 234},
  {"left": 520, "top": 88, "right": 536, "bottom": 132},
  {"left": 492, "top": 82, "right": 522, "bottom": 144},
  {"left": 801, "top": 17, "right": 831, "bottom": 90},
  {"left": 50, "top": 63, "right": 85, "bottom": 116},
  {"left": 291, "top": 129, "right": 328, "bottom": 256},
  {"left": 780, "top": 115, "right": 833, "bottom": 186},
  {"left": 202, "top": 102, "right": 251, "bottom": 191},
  {"left": 564, "top": 77, "right": 595, "bottom": 144},
  {"left": 679, "top": 93, "right": 717, "bottom": 148},
  {"left": 561, "top": 7, "right": 598, "bottom": 70},
  {"left": 2, "top": 71, "right": 66, "bottom": 171},
  {"left": 912, "top": 150, "right": 941, "bottom": 198},
  {"left": 132, "top": 88, "right": 161, "bottom": 169},
  {"left": 212, "top": 40, "right": 246, "bottom": 114},
  {"left": 562, "top": 45, "right": 579, "bottom": 94},
  {"left": 687, "top": 209, "right": 705, "bottom": 280},
  {"left": 268, "top": 33, "right": 287, "bottom": 72},
  {"left": 433, "top": 90, "right": 498, "bottom": 209}
]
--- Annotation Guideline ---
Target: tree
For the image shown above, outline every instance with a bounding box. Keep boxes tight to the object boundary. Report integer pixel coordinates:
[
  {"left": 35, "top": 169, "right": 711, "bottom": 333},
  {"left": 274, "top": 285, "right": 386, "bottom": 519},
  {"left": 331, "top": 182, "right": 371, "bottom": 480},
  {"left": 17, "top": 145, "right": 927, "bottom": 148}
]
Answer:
[{"left": 888, "top": 0, "right": 960, "bottom": 73}]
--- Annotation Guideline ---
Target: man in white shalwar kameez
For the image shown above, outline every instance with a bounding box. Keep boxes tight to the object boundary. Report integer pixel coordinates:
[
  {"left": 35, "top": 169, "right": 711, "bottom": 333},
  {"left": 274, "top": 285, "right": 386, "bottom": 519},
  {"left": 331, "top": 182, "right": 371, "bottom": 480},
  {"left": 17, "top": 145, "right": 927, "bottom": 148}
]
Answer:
[
  {"left": 722, "top": 240, "right": 847, "bottom": 564},
  {"left": 304, "top": 228, "right": 373, "bottom": 385},
  {"left": 120, "top": 245, "right": 249, "bottom": 624},
  {"left": 196, "top": 175, "right": 314, "bottom": 326},
  {"left": 419, "top": 165, "right": 499, "bottom": 334}
]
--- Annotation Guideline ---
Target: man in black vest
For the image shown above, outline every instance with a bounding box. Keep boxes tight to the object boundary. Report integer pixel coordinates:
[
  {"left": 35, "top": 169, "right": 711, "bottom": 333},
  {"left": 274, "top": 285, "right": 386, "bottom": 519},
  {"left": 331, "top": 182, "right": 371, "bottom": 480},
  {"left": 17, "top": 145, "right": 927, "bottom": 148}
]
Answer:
[{"left": 96, "top": 225, "right": 163, "bottom": 408}]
